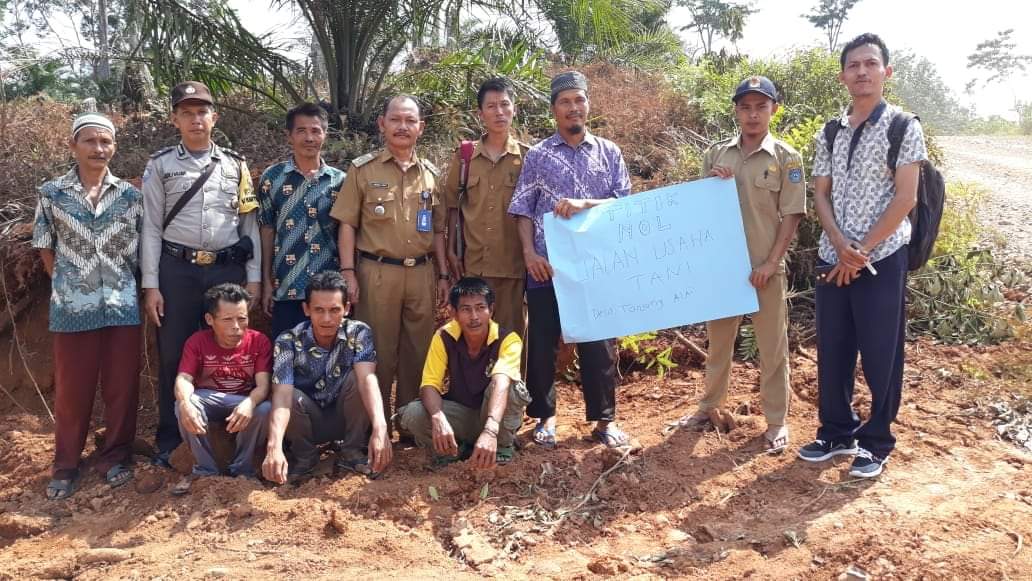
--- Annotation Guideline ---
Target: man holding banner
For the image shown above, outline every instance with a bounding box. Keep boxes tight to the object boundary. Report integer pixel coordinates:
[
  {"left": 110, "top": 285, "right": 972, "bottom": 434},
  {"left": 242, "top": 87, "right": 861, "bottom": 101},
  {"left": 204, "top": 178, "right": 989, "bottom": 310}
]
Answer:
[
  {"left": 508, "top": 71, "right": 633, "bottom": 449},
  {"left": 677, "top": 76, "right": 806, "bottom": 453}
]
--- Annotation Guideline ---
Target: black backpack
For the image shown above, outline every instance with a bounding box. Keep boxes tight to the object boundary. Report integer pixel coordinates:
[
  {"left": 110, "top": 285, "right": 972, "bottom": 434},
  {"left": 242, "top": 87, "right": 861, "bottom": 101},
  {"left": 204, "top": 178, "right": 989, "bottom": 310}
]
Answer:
[{"left": 823, "top": 112, "right": 945, "bottom": 271}]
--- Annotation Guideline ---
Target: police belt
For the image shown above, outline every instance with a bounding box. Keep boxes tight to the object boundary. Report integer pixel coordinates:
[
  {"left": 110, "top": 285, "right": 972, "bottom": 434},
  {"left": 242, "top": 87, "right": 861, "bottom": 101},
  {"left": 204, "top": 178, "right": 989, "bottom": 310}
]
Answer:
[
  {"left": 162, "top": 240, "right": 250, "bottom": 266},
  {"left": 358, "top": 250, "right": 431, "bottom": 267}
]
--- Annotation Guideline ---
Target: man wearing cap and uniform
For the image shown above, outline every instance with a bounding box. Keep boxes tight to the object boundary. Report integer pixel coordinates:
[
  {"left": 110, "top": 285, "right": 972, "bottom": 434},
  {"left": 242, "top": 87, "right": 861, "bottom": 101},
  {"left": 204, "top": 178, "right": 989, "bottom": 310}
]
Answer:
[
  {"left": 508, "top": 71, "right": 634, "bottom": 450},
  {"left": 33, "top": 113, "right": 142, "bottom": 499},
  {"left": 677, "top": 76, "right": 806, "bottom": 453},
  {"left": 141, "top": 81, "right": 262, "bottom": 466},
  {"left": 330, "top": 95, "right": 450, "bottom": 439}
]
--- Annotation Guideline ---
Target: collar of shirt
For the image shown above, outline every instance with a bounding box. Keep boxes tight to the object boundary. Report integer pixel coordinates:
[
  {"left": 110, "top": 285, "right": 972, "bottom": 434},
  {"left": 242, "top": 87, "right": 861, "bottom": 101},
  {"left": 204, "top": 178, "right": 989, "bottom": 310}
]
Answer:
[
  {"left": 838, "top": 99, "right": 889, "bottom": 128},
  {"left": 175, "top": 141, "right": 219, "bottom": 160},
  {"left": 441, "top": 319, "right": 501, "bottom": 345},
  {"left": 55, "top": 166, "right": 120, "bottom": 192},
  {"left": 297, "top": 319, "right": 350, "bottom": 351},
  {"left": 546, "top": 131, "right": 598, "bottom": 152},
  {"left": 727, "top": 132, "right": 777, "bottom": 157},
  {"left": 472, "top": 134, "right": 523, "bottom": 160},
  {"left": 284, "top": 157, "right": 330, "bottom": 181}
]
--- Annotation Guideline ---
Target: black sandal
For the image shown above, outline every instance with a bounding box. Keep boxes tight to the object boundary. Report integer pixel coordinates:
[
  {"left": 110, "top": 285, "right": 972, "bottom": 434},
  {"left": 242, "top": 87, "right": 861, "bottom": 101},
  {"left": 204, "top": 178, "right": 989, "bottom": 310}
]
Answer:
[
  {"left": 46, "top": 474, "right": 80, "bottom": 501},
  {"left": 105, "top": 463, "right": 133, "bottom": 488}
]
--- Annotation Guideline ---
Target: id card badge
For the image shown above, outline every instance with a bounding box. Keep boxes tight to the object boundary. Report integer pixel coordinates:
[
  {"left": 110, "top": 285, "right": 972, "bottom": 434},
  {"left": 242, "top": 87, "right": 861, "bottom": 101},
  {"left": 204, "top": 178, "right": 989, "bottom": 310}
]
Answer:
[{"left": 416, "top": 209, "right": 432, "bottom": 232}]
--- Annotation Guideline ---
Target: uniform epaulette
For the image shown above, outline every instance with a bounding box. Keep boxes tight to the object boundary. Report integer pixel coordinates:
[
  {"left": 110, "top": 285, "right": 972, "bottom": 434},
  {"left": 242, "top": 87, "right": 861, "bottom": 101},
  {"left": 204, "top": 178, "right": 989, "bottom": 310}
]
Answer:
[
  {"left": 149, "top": 146, "right": 175, "bottom": 159},
  {"left": 421, "top": 159, "right": 440, "bottom": 176},
  {"left": 517, "top": 140, "right": 532, "bottom": 152},
  {"left": 351, "top": 152, "right": 376, "bottom": 168},
  {"left": 221, "top": 147, "right": 246, "bottom": 161},
  {"left": 774, "top": 140, "right": 802, "bottom": 157}
]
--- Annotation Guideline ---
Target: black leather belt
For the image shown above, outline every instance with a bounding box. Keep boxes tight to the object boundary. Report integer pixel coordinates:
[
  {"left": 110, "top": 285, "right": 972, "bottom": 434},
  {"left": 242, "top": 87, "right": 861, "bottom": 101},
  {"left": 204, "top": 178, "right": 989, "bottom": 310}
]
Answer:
[
  {"left": 358, "top": 250, "right": 430, "bottom": 267},
  {"left": 162, "top": 241, "right": 234, "bottom": 266}
]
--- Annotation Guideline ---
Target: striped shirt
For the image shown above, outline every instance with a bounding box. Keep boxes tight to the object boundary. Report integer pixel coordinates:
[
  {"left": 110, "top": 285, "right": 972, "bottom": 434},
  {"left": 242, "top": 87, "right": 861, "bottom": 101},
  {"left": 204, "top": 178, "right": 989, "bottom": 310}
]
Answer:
[{"left": 32, "top": 168, "right": 143, "bottom": 332}]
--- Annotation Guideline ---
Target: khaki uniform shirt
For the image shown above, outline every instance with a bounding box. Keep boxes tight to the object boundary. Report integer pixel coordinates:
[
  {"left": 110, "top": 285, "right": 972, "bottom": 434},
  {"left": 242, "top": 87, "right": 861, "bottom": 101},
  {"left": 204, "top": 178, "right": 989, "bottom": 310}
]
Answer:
[
  {"left": 442, "top": 135, "right": 529, "bottom": 279},
  {"left": 702, "top": 133, "right": 806, "bottom": 273},
  {"left": 330, "top": 149, "right": 444, "bottom": 260},
  {"left": 141, "top": 142, "right": 261, "bottom": 287}
]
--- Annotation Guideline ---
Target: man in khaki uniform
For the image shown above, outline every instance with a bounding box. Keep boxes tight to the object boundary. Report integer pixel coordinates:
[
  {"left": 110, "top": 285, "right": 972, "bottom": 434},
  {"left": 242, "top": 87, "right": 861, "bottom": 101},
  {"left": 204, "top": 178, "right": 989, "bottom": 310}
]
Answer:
[
  {"left": 443, "top": 77, "right": 529, "bottom": 338},
  {"left": 331, "top": 95, "right": 449, "bottom": 437},
  {"left": 678, "top": 76, "right": 806, "bottom": 453}
]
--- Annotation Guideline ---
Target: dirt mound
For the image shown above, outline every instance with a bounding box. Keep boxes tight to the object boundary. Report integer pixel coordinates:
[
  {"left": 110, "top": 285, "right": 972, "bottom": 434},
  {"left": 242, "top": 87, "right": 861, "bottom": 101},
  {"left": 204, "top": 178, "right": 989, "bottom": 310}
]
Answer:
[{"left": 0, "top": 338, "right": 1029, "bottom": 579}]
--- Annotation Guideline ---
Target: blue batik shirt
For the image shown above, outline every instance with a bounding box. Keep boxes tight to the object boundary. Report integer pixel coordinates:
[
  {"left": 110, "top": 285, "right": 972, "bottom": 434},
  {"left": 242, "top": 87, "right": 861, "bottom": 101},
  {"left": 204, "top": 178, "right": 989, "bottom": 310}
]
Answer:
[
  {"left": 258, "top": 159, "right": 346, "bottom": 301},
  {"left": 272, "top": 319, "right": 376, "bottom": 408},
  {"left": 32, "top": 168, "right": 143, "bottom": 332}
]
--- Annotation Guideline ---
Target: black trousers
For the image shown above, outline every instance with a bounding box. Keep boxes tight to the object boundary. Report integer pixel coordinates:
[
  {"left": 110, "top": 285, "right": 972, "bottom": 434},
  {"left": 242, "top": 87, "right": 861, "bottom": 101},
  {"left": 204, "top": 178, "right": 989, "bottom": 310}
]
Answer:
[
  {"left": 155, "top": 253, "right": 246, "bottom": 455},
  {"left": 525, "top": 285, "right": 617, "bottom": 422},
  {"left": 271, "top": 299, "right": 307, "bottom": 340},
  {"left": 815, "top": 247, "right": 908, "bottom": 459}
]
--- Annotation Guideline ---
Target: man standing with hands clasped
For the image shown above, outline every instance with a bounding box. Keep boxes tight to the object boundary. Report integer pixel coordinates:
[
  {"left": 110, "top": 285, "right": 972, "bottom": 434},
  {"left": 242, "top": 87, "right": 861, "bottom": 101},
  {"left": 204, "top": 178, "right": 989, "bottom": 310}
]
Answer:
[
  {"left": 678, "top": 76, "right": 805, "bottom": 453},
  {"left": 798, "top": 33, "right": 927, "bottom": 478}
]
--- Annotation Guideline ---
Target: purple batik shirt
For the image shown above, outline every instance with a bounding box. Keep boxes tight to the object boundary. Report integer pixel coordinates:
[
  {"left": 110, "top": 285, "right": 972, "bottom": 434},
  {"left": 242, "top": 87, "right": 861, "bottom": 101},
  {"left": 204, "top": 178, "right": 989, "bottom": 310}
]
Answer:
[{"left": 508, "top": 132, "right": 632, "bottom": 288}]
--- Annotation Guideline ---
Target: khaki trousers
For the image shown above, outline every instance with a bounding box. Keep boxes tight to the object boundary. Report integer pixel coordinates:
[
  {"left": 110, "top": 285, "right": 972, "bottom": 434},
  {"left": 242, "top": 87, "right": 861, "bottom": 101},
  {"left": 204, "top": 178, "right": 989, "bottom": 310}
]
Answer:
[
  {"left": 355, "top": 259, "right": 435, "bottom": 433},
  {"left": 699, "top": 274, "right": 790, "bottom": 426}
]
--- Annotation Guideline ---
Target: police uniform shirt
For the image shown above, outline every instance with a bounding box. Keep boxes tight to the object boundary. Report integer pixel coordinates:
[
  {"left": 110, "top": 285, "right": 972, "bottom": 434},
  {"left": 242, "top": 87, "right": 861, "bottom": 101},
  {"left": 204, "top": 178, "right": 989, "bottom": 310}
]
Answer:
[
  {"left": 330, "top": 149, "right": 445, "bottom": 260},
  {"left": 702, "top": 133, "right": 806, "bottom": 272},
  {"left": 441, "top": 135, "right": 529, "bottom": 279},
  {"left": 140, "top": 142, "right": 262, "bottom": 288}
]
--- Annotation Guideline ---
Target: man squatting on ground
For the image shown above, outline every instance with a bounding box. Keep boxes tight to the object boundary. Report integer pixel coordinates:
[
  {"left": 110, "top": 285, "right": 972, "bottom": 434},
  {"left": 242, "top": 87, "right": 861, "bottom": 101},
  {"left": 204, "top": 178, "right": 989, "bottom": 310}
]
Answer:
[
  {"left": 400, "top": 277, "right": 531, "bottom": 468},
  {"left": 33, "top": 113, "right": 143, "bottom": 500},
  {"left": 172, "top": 283, "right": 272, "bottom": 495}
]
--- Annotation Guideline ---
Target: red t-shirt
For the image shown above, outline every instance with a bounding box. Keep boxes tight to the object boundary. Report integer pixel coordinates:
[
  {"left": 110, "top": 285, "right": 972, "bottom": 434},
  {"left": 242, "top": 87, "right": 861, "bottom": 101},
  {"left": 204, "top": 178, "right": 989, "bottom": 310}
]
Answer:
[{"left": 177, "top": 329, "right": 272, "bottom": 395}]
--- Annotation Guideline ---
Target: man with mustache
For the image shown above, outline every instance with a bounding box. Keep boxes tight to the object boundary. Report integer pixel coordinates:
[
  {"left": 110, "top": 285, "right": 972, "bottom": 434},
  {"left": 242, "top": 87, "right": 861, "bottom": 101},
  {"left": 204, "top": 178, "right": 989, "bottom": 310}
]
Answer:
[
  {"left": 170, "top": 283, "right": 272, "bottom": 495},
  {"left": 33, "top": 113, "right": 142, "bottom": 500},
  {"left": 443, "top": 78, "right": 530, "bottom": 340},
  {"left": 507, "top": 71, "right": 634, "bottom": 449},
  {"left": 677, "top": 76, "right": 806, "bottom": 454},
  {"left": 257, "top": 102, "right": 346, "bottom": 338},
  {"left": 141, "top": 81, "right": 262, "bottom": 468},
  {"left": 330, "top": 95, "right": 450, "bottom": 441}
]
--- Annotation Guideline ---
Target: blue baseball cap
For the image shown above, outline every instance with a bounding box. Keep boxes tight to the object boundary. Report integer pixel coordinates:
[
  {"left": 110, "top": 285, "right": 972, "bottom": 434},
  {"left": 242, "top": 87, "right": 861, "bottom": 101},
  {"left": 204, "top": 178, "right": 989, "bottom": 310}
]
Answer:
[{"left": 732, "top": 76, "right": 778, "bottom": 103}]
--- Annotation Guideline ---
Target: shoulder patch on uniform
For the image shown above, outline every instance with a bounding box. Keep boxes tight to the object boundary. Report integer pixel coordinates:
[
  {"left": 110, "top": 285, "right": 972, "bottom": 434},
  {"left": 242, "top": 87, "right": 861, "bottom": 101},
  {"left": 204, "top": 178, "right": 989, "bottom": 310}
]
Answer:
[
  {"left": 221, "top": 147, "right": 246, "bottom": 161},
  {"left": 351, "top": 152, "right": 375, "bottom": 168},
  {"left": 421, "top": 159, "right": 440, "bottom": 176},
  {"left": 788, "top": 167, "right": 803, "bottom": 183},
  {"left": 149, "top": 146, "right": 175, "bottom": 159}
]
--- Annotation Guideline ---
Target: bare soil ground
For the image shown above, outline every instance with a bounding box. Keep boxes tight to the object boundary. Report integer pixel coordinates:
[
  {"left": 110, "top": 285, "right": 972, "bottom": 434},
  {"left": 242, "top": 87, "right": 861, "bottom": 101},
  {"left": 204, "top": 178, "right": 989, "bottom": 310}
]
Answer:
[{"left": 1, "top": 137, "right": 1031, "bottom": 580}]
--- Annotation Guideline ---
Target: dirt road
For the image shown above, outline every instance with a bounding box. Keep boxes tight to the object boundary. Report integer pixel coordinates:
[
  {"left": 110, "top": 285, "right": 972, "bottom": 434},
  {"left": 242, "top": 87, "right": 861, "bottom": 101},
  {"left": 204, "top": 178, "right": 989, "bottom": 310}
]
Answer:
[{"left": 939, "top": 135, "right": 1032, "bottom": 261}]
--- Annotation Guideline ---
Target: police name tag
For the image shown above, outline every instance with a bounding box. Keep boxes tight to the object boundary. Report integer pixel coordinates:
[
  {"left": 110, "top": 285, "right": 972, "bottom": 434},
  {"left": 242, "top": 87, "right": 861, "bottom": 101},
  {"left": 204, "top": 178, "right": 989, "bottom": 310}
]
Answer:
[{"left": 416, "top": 209, "right": 432, "bottom": 232}]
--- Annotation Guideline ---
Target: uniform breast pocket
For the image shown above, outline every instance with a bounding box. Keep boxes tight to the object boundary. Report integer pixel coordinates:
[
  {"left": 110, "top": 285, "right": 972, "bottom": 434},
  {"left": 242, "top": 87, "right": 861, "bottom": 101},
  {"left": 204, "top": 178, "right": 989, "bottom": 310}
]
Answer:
[
  {"left": 365, "top": 192, "right": 396, "bottom": 221},
  {"left": 464, "top": 175, "right": 481, "bottom": 203},
  {"left": 753, "top": 174, "right": 781, "bottom": 213}
]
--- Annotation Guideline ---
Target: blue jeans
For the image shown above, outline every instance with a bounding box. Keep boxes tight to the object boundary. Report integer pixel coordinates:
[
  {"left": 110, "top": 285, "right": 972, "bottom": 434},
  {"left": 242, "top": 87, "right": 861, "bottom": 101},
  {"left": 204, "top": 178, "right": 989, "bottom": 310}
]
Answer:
[{"left": 175, "top": 389, "right": 271, "bottom": 476}]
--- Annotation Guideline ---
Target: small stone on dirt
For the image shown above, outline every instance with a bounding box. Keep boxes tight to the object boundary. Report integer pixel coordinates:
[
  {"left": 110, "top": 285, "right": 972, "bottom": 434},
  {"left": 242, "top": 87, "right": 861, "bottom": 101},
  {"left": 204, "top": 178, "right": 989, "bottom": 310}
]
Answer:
[
  {"left": 328, "top": 508, "right": 348, "bottom": 534},
  {"left": 838, "top": 565, "right": 870, "bottom": 581},
  {"left": 134, "top": 473, "right": 164, "bottom": 494},
  {"left": 0, "top": 513, "right": 53, "bottom": 539},
  {"left": 231, "top": 503, "right": 253, "bottom": 519},
  {"left": 666, "top": 529, "right": 692, "bottom": 543},
  {"left": 586, "top": 556, "right": 628, "bottom": 576},
  {"left": 77, "top": 548, "right": 132, "bottom": 565},
  {"left": 39, "top": 560, "right": 75, "bottom": 579},
  {"left": 530, "top": 561, "right": 562, "bottom": 575},
  {"left": 207, "top": 567, "right": 229, "bottom": 578}
]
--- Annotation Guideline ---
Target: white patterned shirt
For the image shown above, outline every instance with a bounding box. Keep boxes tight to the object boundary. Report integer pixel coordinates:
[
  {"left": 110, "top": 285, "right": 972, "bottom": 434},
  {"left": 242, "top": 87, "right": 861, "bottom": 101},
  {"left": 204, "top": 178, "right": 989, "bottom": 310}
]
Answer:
[{"left": 813, "top": 101, "right": 928, "bottom": 263}]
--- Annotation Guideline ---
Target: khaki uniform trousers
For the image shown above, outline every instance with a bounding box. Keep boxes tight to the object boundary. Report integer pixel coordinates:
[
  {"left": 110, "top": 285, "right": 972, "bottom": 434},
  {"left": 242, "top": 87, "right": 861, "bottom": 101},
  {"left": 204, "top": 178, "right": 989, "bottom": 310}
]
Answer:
[
  {"left": 355, "top": 259, "right": 435, "bottom": 432},
  {"left": 699, "top": 273, "right": 790, "bottom": 426}
]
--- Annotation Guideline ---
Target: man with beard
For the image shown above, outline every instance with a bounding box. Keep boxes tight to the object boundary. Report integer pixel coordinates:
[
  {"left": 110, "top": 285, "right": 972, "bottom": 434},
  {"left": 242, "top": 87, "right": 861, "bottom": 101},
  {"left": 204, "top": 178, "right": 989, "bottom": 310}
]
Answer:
[{"left": 507, "top": 71, "right": 633, "bottom": 449}]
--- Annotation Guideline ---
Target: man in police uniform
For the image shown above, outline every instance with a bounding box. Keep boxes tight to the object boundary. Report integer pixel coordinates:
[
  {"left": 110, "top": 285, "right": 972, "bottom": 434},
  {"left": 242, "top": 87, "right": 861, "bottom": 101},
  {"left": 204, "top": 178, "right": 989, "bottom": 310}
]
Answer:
[
  {"left": 677, "top": 76, "right": 806, "bottom": 453},
  {"left": 141, "top": 81, "right": 262, "bottom": 466},
  {"left": 331, "top": 94, "right": 449, "bottom": 438},
  {"left": 443, "top": 77, "right": 530, "bottom": 339}
]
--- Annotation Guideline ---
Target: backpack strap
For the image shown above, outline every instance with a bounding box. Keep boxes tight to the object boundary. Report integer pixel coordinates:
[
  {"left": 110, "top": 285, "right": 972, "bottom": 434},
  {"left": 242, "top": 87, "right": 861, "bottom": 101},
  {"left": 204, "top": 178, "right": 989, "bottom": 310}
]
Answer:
[
  {"left": 887, "top": 112, "right": 917, "bottom": 175},
  {"left": 823, "top": 119, "right": 841, "bottom": 153}
]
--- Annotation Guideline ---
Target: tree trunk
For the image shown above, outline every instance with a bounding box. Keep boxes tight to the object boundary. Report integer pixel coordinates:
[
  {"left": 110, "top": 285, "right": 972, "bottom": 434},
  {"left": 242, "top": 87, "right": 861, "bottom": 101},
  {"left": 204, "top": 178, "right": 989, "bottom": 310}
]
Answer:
[{"left": 96, "top": 0, "right": 112, "bottom": 82}]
